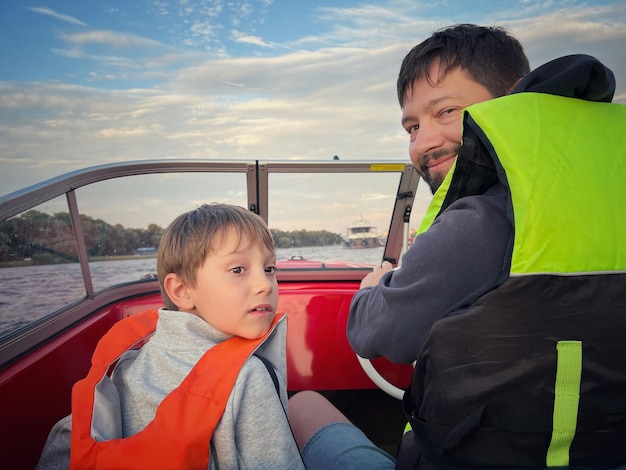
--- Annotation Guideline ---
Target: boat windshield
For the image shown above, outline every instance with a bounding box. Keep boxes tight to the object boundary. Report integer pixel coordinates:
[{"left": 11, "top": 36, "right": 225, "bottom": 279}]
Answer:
[{"left": 0, "top": 160, "right": 432, "bottom": 346}]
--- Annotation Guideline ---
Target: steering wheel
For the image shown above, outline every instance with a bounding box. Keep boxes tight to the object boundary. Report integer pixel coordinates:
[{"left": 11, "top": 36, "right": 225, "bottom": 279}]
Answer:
[
  {"left": 356, "top": 355, "right": 406, "bottom": 400},
  {"left": 356, "top": 244, "right": 416, "bottom": 400}
]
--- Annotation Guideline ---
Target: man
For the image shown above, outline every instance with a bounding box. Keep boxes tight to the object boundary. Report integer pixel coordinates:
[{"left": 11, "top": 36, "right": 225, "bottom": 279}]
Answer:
[
  {"left": 292, "top": 24, "right": 529, "bottom": 469},
  {"left": 348, "top": 24, "right": 529, "bottom": 367},
  {"left": 347, "top": 23, "right": 626, "bottom": 468},
  {"left": 290, "top": 23, "right": 626, "bottom": 469}
]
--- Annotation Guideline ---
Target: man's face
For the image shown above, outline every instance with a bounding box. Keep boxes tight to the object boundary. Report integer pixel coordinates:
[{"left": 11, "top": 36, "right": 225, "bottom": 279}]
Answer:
[{"left": 401, "top": 63, "right": 495, "bottom": 193}]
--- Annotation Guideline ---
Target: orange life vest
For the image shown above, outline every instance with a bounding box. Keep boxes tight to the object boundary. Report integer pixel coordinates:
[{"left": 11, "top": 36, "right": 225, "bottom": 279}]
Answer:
[{"left": 70, "top": 309, "right": 283, "bottom": 470}]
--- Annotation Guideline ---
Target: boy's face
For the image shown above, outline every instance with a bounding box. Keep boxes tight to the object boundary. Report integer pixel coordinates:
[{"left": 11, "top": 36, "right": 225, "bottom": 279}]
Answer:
[{"left": 186, "top": 228, "right": 278, "bottom": 339}]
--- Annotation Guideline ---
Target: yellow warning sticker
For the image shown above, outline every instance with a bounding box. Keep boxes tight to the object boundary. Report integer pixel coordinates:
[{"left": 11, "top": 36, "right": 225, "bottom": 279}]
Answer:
[{"left": 369, "top": 164, "right": 406, "bottom": 172}]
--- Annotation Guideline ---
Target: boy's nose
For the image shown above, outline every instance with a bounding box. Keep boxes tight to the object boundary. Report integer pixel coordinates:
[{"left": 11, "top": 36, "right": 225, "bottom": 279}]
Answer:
[{"left": 255, "top": 272, "right": 274, "bottom": 293}]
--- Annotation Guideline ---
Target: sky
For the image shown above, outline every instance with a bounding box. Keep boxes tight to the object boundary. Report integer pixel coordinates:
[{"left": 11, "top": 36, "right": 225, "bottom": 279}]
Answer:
[{"left": 1, "top": 0, "right": 625, "bottom": 231}]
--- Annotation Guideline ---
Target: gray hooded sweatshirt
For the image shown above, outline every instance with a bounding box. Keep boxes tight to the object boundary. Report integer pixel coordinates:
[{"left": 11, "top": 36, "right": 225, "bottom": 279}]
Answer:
[{"left": 37, "top": 309, "right": 304, "bottom": 470}]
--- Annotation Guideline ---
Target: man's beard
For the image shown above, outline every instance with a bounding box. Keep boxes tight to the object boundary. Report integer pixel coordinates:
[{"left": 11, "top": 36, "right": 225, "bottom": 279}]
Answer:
[{"left": 419, "top": 144, "right": 461, "bottom": 194}]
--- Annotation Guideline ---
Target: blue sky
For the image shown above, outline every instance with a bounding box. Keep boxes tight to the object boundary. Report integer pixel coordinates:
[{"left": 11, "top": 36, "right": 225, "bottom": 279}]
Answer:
[{"left": 1, "top": 0, "right": 625, "bottom": 226}]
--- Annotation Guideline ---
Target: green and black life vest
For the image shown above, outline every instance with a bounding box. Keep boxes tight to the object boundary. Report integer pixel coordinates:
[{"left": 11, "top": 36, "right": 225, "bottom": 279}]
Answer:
[{"left": 403, "top": 92, "right": 626, "bottom": 467}]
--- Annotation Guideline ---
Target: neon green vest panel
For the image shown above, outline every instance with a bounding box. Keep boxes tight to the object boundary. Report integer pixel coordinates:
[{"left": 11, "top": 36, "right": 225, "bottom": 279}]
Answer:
[{"left": 469, "top": 93, "right": 626, "bottom": 275}]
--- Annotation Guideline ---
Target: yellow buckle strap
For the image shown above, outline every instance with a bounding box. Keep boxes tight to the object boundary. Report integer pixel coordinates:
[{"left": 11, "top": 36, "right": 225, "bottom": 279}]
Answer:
[{"left": 546, "top": 340, "right": 582, "bottom": 466}]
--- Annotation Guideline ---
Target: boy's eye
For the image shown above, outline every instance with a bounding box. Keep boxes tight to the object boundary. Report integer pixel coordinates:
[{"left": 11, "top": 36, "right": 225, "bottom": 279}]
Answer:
[
  {"left": 265, "top": 265, "right": 276, "bottom": 274},
  {"left": 230, "top": 266, "right": 244, "bottom": 274}
]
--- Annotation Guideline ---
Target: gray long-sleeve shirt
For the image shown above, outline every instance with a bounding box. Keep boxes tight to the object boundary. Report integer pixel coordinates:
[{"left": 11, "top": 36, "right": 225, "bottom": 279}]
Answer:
[
  {"left": 347, "top": 184, "right": 512, "bottom": 364},
  {"left": 37, "top": 309, "right": 304, "bottom": 470}
]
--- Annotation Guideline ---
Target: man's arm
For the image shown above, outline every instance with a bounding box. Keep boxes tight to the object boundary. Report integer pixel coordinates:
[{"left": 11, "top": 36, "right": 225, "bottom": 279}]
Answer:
[{"left": 347, "top": 185, "right": 512, "bottom": 364}]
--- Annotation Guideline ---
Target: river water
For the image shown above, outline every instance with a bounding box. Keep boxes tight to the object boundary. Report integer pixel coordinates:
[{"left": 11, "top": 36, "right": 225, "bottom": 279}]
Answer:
[{"left": 0, "top": 245, "right": 384, "bottom": 339}]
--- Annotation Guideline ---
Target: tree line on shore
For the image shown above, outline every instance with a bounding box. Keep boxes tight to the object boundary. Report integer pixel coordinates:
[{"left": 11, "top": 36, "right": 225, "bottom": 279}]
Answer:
[{"left": 0, "top": 210, "right": 343, "bottom": 264}]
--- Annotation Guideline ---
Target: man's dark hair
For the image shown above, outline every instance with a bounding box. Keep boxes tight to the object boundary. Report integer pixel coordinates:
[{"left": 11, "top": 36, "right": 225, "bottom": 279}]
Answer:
[{"left": 397, "top": 24, "right": 530, "bottom": 106}]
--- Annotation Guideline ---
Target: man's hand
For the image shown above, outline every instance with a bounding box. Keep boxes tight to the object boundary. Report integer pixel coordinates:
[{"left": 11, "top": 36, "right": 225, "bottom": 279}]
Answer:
[{"left": 360, "top": 261, "right": 394, "bottom": 289}]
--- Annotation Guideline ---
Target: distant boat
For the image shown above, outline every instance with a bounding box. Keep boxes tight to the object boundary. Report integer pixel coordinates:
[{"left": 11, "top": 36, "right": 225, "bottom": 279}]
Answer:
[
  {"left": 134, "top": 246, "right": 157, "bottom": 255},
  {"left": 343, "top": 216, "right": 383, "bottom": 249}
]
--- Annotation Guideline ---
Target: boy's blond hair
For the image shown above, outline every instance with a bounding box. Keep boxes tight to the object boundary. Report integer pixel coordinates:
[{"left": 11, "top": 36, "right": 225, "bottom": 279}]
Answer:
[{"left": 157, "top": 203, "right": 275, "bottom": 310}]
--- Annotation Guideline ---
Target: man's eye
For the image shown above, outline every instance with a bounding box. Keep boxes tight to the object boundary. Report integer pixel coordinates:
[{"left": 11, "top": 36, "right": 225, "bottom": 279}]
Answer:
[
  {"left": 230, "top": 267, "right": 244, "bottom": 274},
  {"left": 407, "top": 124, "right": 419, "bottom": 135},
  {"left": 265, "top": 266, "right": 276, "bottom": 274},
  {"left": 439, "top": 107, "right": 460, "bottom": 120}
]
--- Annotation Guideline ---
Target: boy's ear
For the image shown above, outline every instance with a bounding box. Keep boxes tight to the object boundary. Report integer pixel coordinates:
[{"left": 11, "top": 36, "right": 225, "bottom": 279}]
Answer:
[{"left": 163, "top": 273, "right": 195, "bottom": 311}]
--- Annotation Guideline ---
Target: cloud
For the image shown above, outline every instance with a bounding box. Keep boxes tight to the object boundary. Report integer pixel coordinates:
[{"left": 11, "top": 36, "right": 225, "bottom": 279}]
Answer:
[
  {"left": 504, "top": 3, "right": 626, "bottom": 96},
  {"left": 27, "top": 6, "right": 86, "bottom": 26},
  {"left": 51, "top": 48, "right": 141, "bottom": 70},
  {"left": 51, "top": 31, "right": 188, "bottom": 83},
  {"left": 61, "top": 30, "right": 165, "bottom": 49},
  {"left": 98, "top": 124, "right": 165, "bottom": 138},
  {"left": 230, "top": 30, "right": 278, "bottom": 49}
]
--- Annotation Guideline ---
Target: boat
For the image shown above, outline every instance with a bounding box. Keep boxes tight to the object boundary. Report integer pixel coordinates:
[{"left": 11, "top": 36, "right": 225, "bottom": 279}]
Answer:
[
  {"left": 343, "top": 216, "right": 384, "bottom": 248},
  {"left": 0, "top": 159, "right": 423, "bottom": 469}
]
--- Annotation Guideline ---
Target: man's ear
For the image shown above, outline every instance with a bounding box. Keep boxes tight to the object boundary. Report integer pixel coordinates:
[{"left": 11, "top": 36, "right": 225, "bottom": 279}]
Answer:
[
  {"left": 507, "top": 77, "right": 523, "bottom": 94},
  {"left": 163, "top": 273, "right": 195, "bottom": 311}
]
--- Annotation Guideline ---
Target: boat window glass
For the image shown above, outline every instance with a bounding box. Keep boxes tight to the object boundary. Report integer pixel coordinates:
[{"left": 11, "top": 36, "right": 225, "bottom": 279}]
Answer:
[
  {"left": 0, "top": 196, "right": 85, "bottom": 340},
  {"left": 411, "top": 181, "right": 434, "bottom": 231},
  {"left": 268, "top": 172, "right": 400, "bottom": 265},
  {"left": 74, "top": 172, "right": 249, "bottom": 293}
]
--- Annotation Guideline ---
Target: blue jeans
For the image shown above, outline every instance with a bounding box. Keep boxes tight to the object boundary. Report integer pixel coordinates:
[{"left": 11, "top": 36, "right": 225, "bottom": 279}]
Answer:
[{"left": 301, "top": 422, "right": 396, "bottom": 470}]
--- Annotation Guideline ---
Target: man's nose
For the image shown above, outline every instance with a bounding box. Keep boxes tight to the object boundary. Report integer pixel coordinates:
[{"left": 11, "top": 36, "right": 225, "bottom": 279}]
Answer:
[{"left": 410, "top": 123, "right": 444, "bottom": 159}]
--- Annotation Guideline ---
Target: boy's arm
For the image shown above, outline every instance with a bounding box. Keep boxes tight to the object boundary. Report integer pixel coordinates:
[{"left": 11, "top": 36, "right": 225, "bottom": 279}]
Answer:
[
  {"left": 227, "top": 357, "right": 304, "bottom": 469},
  {"left": 36, "top": 415, "right": 72, "bottom": 470}
]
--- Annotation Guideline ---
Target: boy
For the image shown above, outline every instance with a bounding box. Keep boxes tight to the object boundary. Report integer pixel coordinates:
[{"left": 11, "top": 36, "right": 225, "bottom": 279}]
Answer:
[{"left": 38, "top": 203, "right": 304, "bottom": 469}]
